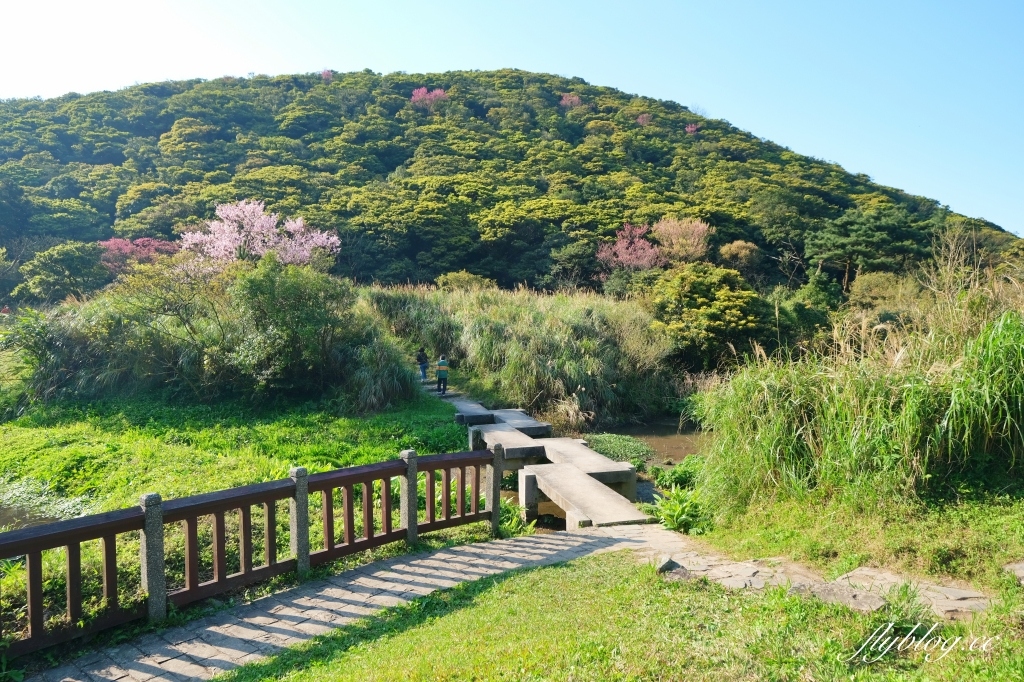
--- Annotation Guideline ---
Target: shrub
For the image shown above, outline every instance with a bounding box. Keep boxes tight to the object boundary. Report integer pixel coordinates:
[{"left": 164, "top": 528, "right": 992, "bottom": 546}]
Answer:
[
  {"left": 12, "top": 241, "right": 111, "bottom": 301},
  {"left": 2, "top": 254, "right": 416, "bottom": 408},
  {"left": 499, "top": 498, "right": 536, "bottom": 538},
  {"left": 650, "top": 263, "right": 770, "bottom": 368},
  {"left": 646, "top": 487, "right": 711, "bottom": 534},
  {"left": 435, "top": 270, "right": 497, "bottom": 291},
  {"left": 650, "top": 455, "right": 703, "bottom": 490}
]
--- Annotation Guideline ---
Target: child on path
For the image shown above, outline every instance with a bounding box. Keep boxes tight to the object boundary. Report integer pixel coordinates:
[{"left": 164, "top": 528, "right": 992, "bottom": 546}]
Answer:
[
  {"left": 415, "top": 347, "right": 429, "bottom": 381},
  {"left": 436, "top": 354, "right": 449, "bottom": 396}
]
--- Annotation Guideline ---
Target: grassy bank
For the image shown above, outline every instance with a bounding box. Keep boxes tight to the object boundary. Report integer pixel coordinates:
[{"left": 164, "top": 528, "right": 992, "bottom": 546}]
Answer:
[
  {"left": 0, "top": 392, "right": 481, "bottom": 659},
  {"left": 0, "top": 394, "right": 465, "bottom": 513},
  {"left": 689, "top": 232, "right": 1024, "bottom": 590},
  {"left": 219, "top": 551, "right": 1024, "bottom": 681}
]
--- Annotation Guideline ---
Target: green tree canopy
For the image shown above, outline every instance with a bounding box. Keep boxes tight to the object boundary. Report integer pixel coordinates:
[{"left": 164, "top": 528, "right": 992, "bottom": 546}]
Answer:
[{"left": 13, "top": 241, "right": 110, "bottom": 301}]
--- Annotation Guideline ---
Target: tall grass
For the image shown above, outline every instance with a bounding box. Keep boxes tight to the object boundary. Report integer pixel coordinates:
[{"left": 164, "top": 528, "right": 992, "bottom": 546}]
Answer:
[
  {"left": 697, "top": 227, "right": 1024, "bottom": 512},
  {"left": 365, "top": 285, "right": 675, "bottom": 427}
]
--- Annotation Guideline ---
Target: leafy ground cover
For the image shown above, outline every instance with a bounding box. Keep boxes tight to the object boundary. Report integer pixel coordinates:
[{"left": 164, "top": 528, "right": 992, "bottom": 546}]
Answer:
[{"left": 218, "top": 551, "right": 1024, "bottom": 682}]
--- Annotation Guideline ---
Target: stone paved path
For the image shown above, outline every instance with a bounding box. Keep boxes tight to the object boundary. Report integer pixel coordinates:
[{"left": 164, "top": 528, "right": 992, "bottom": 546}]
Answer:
[{"left": 31, "top": 524, "right": 992, "bottom": 681}]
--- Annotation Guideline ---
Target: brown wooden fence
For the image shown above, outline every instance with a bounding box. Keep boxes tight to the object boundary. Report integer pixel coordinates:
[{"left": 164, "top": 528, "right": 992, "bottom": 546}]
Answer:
[{"left": 0, "top": 446, "right": 503, "bottom": 658}]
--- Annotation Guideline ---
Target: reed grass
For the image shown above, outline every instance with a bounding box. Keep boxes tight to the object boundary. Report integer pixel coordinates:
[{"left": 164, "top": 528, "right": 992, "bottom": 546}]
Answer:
[
  {"left": 696, "top": 226, "right": 1024, "bottom": 513},
  {"left": 365, "top": 285, "right": 675, "bottom": 427}
]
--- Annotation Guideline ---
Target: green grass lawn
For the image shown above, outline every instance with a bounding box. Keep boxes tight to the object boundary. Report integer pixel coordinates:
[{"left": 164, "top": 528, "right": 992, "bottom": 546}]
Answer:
[
  {"left": 216, "top": 551, "right": 1024, "bottom": 681},
  {"left": 0, "top": 394, "right": 466, "bottom": 513}
]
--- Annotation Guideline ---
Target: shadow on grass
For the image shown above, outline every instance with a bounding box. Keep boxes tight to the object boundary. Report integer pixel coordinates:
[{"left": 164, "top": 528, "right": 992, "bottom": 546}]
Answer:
[{"left": 218, "top": 565, "right": 541, "bottom": 682}]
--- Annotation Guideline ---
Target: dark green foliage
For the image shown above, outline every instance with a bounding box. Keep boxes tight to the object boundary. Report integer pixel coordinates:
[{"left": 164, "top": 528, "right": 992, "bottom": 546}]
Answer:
[
  {"left": 11, "top": 241, "right": 110, "bottom": 301},
  {"left": 0, "top": 70, "right": 1003, "bottom": 290}
]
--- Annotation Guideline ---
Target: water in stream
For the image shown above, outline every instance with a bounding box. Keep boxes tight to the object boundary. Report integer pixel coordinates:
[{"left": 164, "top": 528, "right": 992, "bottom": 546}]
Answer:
[
  {"left": 609, "top": 420, "right": 706, "bottom": 465},
  {"left": 0, "top": 504, "right": 57, "bottom": 531}
]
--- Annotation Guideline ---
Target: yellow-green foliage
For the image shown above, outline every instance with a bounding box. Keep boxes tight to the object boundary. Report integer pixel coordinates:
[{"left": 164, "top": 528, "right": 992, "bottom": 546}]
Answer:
[{"left": 0, "top": 69, "right": 1006, "bottom": 291}]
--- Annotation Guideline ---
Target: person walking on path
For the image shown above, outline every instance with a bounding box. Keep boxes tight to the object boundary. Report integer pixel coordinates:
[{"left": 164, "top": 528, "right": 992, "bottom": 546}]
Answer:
[
  {"left": 436, "top": 354, "right": 449, "bottom": 396},
  {"left": 415, "top": 347, "right": 429, "bottom": 381}
]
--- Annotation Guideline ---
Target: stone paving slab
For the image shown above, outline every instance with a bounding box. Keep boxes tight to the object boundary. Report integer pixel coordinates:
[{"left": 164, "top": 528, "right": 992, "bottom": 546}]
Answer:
[
  {"left": 491, "top": 409, "right": 552, "bottom": 437},
  {"left": 29, "top": 524, "right": 995, "bottom": 681},
  {"left": 472, "top": 423, "right": 546, "bottom": 460}
]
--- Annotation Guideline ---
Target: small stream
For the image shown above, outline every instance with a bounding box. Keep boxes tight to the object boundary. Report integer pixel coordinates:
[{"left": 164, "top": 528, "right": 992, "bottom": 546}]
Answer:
[
  {"left": 0, "top": 504, "right": 57, "bottom": 531},
  {"left": 609, "top": 420, "right": 706, "bottom": 465}
]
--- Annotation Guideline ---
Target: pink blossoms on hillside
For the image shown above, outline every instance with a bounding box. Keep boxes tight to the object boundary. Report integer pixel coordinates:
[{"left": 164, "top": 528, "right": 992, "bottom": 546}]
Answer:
[
  {"left": 685, "top": 123, "right": 700, "bottom": 135},
  {"left": 596, "top": 224, "right": 664, "bottom": 271},
  {"left": 99, "top": 237, "right": 179, "bottom": 276},
  {"left": 180, "top": 201, "right": 340, "bottom": 266},
  {"left": 636, "top": 113, "right": 653, "bottom": 126},
  {"left": 410, "top": 87, "right": 448, "bottom": 109},
  {"left": 560, "top": 93, "right": 582, "bottom": 108}
]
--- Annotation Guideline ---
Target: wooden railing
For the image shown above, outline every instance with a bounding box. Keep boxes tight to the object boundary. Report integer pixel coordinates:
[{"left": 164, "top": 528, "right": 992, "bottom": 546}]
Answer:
[{"left": 0, "top": 445, "right": 503, "bottom": 657}]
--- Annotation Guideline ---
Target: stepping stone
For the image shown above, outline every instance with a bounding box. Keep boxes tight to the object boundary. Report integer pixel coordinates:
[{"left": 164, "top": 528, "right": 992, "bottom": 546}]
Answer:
[
  {"left": 492, "top": 409, "right": 552, "bottom": 437},
  {"left": 520, "top": 463, "right": 652, "bottom": 530},
  {"left": 451, "top": 399, "right": 495, "bottom": 426},
  {"left": 1004, "top": 561, "right": 1024, "bottom": 585},
  {"left": 471, "top": 423, "right": 546, "bottom": 461},
  {"left": 806, "top": 583, "right": 886, "bottom": 613},
  {"left": 835, "top": 567, "right": 911, "bottom": 592},
  {"left": 542, "top": 438, "right": 637, "bottom": 500}
]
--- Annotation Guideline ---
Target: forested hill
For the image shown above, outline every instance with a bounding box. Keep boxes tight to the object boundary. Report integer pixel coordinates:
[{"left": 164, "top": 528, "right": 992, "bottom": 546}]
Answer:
[{"left": 0, "top": 69, "right": 1010, "bottom": 287}]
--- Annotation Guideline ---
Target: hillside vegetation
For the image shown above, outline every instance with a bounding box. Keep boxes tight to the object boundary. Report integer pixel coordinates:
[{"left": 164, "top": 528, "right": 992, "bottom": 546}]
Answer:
[{"left": 0, "top": 69, "right": 1011, "bottom": 294}]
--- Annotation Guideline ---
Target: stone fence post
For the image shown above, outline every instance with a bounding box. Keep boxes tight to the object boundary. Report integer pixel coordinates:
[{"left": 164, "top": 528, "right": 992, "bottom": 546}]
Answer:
[
  {"left": 487, "top": 443, "right": 504, "bottom": 535},
  {"left": 139, "top": 493, "right": 166, "bottom": 622},
  {"left": 290, "top": 467, "right": 310, "bottom": 576},
  {"left": 400, "top": 449, "right": 419, "bottom": 544}
]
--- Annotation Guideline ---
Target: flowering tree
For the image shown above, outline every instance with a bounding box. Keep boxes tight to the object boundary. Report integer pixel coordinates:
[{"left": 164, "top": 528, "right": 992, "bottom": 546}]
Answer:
[
  {"left": 596, "top": 224, "right": 664, "bottom": 271},
  {"left": 685, "top": 123, "right": 700, "bottom": 135},
  {"left": 560, "top": 93, "right": 582, "bottom": 108},
  {"left": 180, "top": 201, "right": 340, "bottom": 266},
  {"left": 636, "top": 113, "right": 653, "bottom": 126},
  {"left": 321, "top": 69, "right": 333, "bottom": 83},
  {"left": 651, "top": 217, "right": 715, "bottom": 263},
  {"left": 410, "top": 87, "right": 448, "bottom": 110},
  {"left": 98, "top": 237, "right": 179, "bottom": 276}
]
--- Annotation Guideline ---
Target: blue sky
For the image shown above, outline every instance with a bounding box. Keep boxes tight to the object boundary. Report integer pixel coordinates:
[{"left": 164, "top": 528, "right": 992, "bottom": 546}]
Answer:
[{"left": 2, "top": 0, "right": 1021, "bottom": 233}]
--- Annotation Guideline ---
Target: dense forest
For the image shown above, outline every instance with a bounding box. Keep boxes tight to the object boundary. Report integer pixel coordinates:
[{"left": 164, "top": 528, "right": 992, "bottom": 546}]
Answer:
[{"left": 0, "top": 68, "right": 1011, "bottom": 294}]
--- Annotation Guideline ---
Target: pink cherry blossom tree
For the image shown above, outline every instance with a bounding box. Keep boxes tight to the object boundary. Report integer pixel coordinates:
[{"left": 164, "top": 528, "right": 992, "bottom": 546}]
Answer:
[
  {"left": 180, "top": 201, "right": 340, "bottom": 266},
  {"left": 560, "top": 93, "right": 583, "bottom": 108},
  {"left": 321, "top": 69, "right": 333, "bottom": 83},
  {"left": 596, "top": 224, "right": 664, "bottom": 271},
  {"left": 410, "top": 87, "right": 449, "bottom": 110},
  {"left": 685, "top": 123, "right": 700, "bottom": 135},
  {"left": 636, "top": 113, "right": 653, "bottom": 126},
  {"left": 98, "top": 237, "right": 179, "bottom": 276},
  {"left": 651, "top": 217, "right": 715, "bottom": 262}
]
